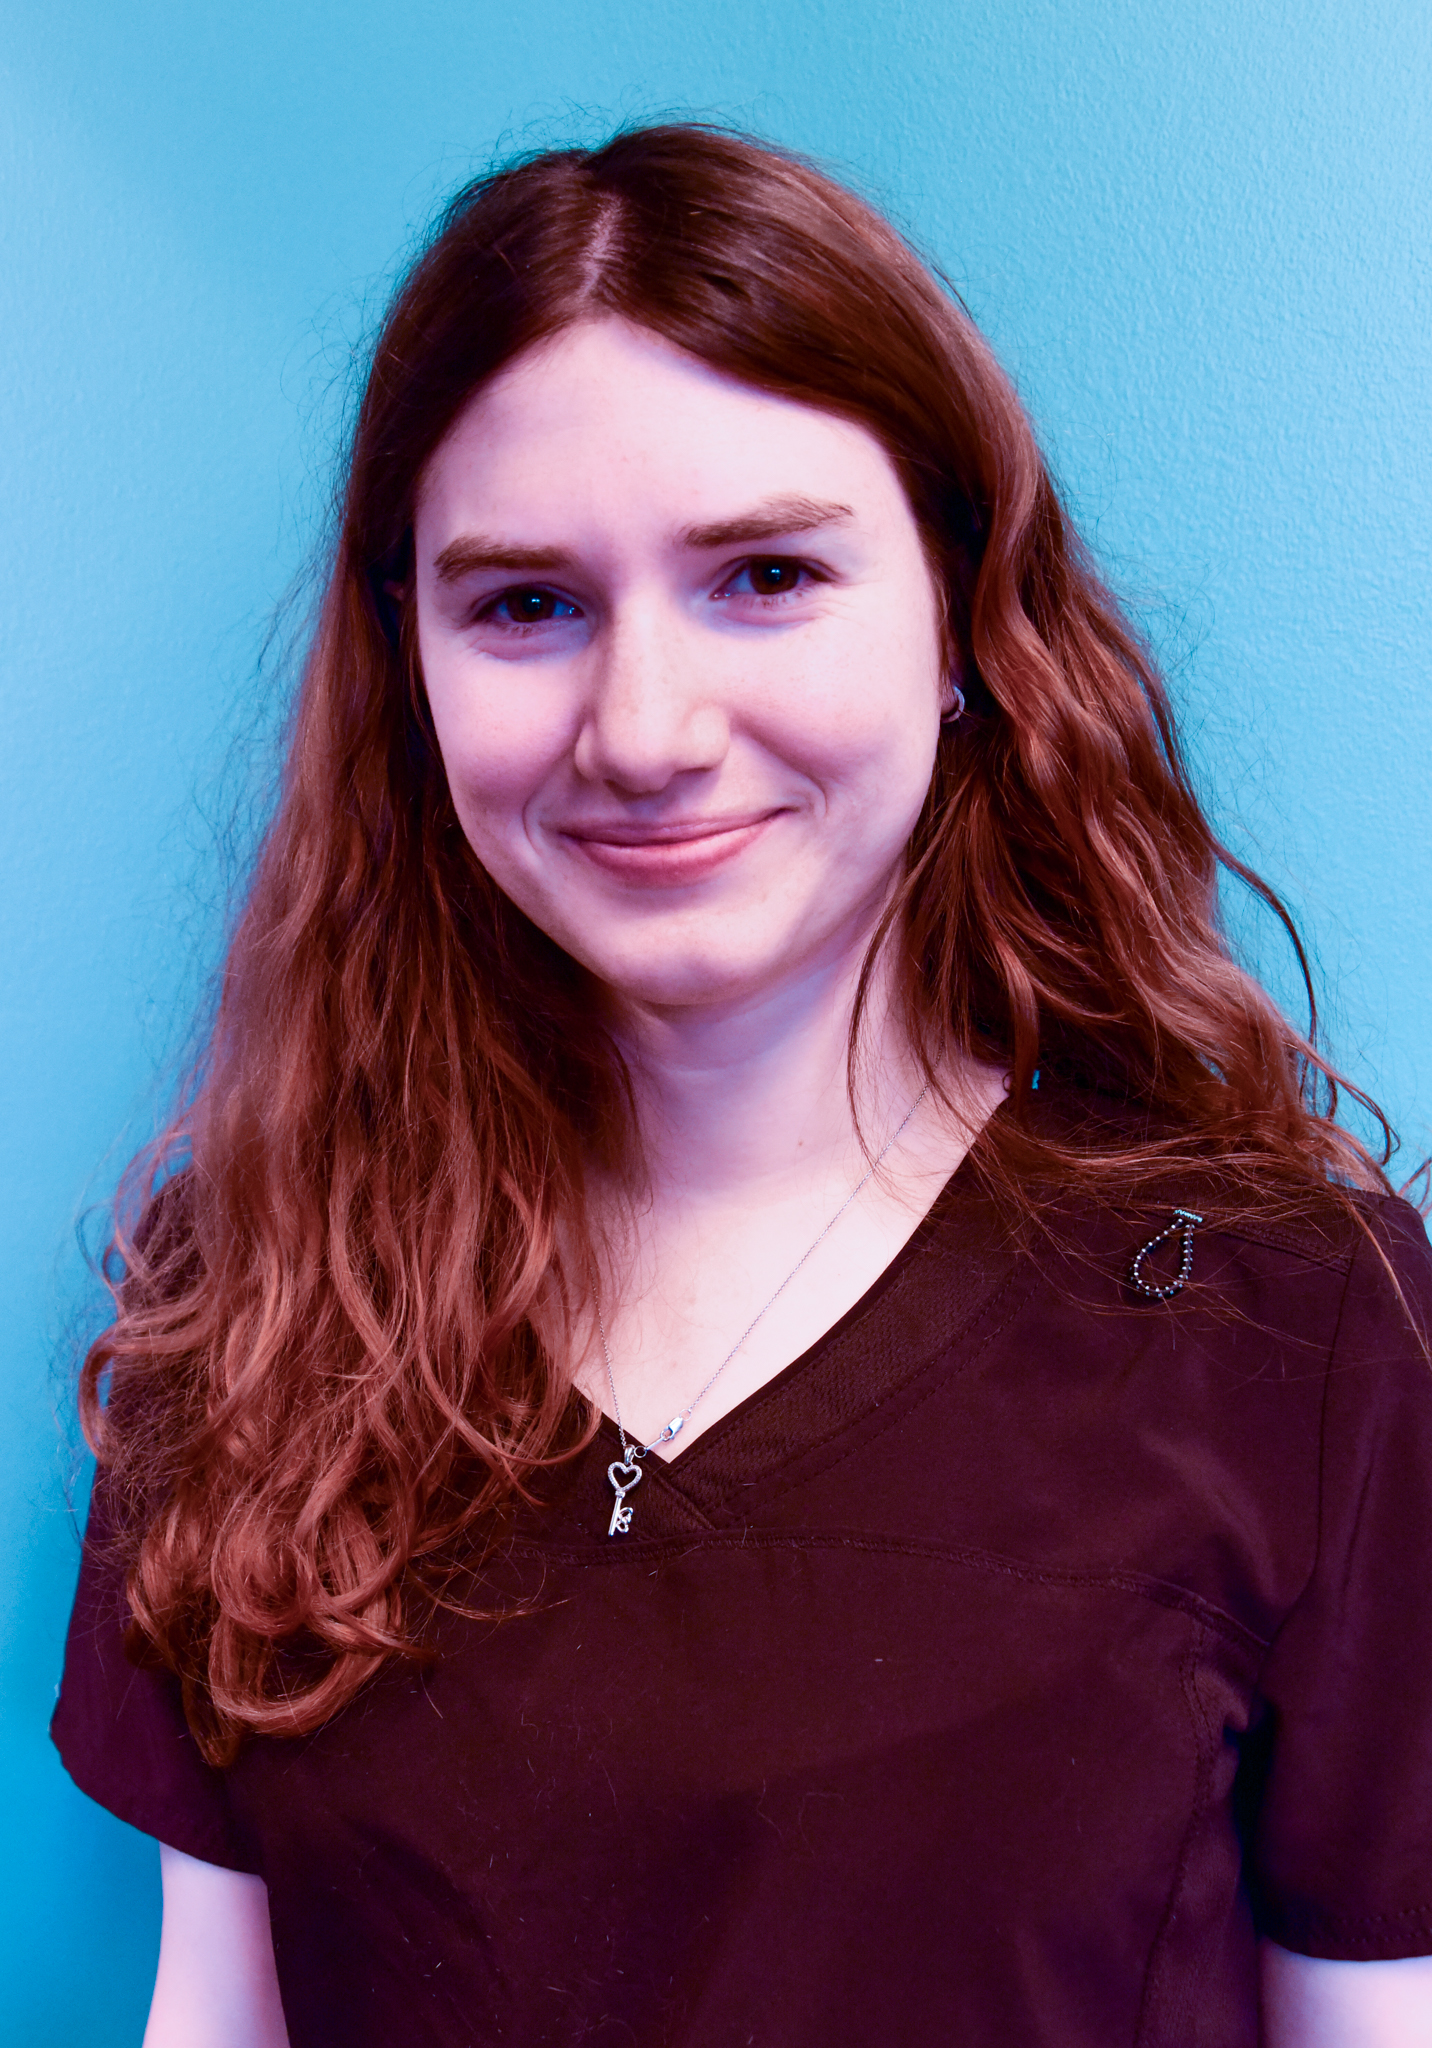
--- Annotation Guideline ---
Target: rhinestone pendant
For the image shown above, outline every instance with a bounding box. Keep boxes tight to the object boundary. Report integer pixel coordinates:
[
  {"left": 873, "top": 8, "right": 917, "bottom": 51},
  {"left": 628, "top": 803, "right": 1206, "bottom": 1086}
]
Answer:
[{"left": 1128, "top": 1207, "right": 1204, "bottom": 1300}]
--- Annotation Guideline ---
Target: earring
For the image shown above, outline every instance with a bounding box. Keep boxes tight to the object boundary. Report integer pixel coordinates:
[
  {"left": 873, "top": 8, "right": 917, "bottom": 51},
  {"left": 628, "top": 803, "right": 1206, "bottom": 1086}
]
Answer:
[{"left": 941, "top": 682, "right": 966, "bottom": 725}]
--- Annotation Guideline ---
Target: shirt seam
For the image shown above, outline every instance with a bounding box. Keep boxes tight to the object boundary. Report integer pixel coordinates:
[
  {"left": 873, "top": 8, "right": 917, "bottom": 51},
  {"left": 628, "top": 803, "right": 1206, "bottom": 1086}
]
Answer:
[
  {"left": 1302, "top": 1904, "right": 1432, "bottom": 1929},
  {"left": 1135, "top": 1620, "right": 1216, "bottom": 2047},
  {"left": 501, "top": 1526, "right": 1269, "bottom": 1657},
  {"left": 1288, "top": 1228, "right": 1362, "bottom": 1647}
]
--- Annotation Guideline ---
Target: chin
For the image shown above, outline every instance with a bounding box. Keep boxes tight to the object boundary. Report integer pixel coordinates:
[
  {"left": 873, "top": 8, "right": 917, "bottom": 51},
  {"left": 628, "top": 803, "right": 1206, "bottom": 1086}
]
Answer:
[{"left": 570, "top": 940, "right": 791, "bottom": 1014}]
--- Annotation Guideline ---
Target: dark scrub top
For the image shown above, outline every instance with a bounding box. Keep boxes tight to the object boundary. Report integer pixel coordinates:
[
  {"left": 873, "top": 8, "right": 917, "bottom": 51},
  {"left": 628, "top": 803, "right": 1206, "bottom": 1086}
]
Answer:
[{"left": 53, "top": 1118, "right": 1432, "bottom": 2046}]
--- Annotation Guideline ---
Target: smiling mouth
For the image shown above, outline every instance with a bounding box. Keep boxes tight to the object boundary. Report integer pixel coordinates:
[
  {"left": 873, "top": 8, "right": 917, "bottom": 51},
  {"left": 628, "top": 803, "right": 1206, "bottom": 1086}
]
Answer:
[{"left": 559, "top": 811, "right": 785, "bottom": 881}]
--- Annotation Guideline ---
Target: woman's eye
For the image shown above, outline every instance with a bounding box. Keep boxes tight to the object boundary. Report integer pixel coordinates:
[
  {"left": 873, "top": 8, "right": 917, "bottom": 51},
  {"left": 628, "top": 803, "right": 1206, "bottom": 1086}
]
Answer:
[
  {"left": 479, "top": 587, "right": 582, "bottom": 627},
  {"left": 720, "top": 557, "right": 820, "bottom": 602}
]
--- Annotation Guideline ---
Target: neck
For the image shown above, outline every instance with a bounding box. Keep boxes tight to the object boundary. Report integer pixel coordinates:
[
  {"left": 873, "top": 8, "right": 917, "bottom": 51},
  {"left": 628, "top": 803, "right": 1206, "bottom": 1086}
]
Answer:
[
  {"left": 578, "top": 941, "right": 1006, "bottom": 1465},
  {"left": 605, "top": 942, "right": 931, "bottom": 1208}
]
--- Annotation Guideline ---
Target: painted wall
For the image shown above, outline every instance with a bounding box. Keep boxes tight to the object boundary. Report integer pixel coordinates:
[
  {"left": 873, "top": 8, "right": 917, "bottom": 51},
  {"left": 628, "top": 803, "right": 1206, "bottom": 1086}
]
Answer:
[{"left": 3, "top": 1, "right": 1428, "bottom": 2033}]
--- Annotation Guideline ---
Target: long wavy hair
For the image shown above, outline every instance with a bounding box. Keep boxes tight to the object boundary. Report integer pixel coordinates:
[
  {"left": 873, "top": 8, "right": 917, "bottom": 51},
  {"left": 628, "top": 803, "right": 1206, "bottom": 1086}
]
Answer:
[{"left": 83, "top": 121, "right": 1395, "bottom": 1764}]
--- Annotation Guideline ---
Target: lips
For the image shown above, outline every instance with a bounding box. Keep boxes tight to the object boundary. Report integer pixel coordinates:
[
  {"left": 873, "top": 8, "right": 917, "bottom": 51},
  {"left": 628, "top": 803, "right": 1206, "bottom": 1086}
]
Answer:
[{"left": 558, "top": 810, "right": 784, "bottom": 883}]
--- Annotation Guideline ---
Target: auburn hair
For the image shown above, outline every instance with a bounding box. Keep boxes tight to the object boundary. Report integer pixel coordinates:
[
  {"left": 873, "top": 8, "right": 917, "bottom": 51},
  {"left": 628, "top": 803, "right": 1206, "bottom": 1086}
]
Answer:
[{"left": 83, "top": 121, "right": 1394, "bottom": 1764}]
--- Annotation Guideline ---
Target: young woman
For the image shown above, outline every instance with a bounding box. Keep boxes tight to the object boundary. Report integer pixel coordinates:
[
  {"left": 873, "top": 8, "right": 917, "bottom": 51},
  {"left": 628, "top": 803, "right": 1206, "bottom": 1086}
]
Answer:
[{"left": 55, "top": 123, "right": 1432, "bottom": 2046}]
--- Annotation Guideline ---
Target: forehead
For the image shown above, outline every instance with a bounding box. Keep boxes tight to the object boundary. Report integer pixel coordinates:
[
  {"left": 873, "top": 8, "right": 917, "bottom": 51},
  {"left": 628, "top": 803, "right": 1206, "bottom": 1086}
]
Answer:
[{"left": 415, "top": 318, "right": 909, "bottom": 539}]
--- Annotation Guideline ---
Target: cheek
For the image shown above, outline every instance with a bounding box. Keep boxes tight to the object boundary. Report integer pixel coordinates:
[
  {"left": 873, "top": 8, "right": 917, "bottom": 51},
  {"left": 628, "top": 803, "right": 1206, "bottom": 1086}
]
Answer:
[
  {"left": 753, "top": 647, "right": 940, "bottom": 808},
  {"left": 422, "top": 648, "right": 571, "bottom": 836}
]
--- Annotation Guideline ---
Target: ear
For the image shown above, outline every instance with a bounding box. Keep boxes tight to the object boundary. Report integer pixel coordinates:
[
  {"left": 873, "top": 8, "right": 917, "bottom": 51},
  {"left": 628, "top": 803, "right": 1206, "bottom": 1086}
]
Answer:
[
  {"left": 940, "top": 673, "right": 967, "bottom": 723},
  {"left": 367, "top": 531, "right": 415, "bottom": 651},
  {"left": 368, "top": 569, "right": 408, "bottom": 651}
]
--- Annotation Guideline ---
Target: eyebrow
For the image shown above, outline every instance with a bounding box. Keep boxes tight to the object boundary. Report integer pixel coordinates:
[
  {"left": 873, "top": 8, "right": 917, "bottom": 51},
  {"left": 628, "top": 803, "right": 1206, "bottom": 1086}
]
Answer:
[
  {"left": 430, "top": 494, "right": 856, "bottom": 584},
  {"left": 680, "top": 494, "right": 855, "bottom": 551}
]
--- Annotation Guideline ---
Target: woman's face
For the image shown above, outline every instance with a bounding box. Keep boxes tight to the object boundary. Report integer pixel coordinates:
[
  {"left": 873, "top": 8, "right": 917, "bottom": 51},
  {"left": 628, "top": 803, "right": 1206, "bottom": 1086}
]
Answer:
[{"left": 414, "top": 318, "right": 948, "bottom": 1020}]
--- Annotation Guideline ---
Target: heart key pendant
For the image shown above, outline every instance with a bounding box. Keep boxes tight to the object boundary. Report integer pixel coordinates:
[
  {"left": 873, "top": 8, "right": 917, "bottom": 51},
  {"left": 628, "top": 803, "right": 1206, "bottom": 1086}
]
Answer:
[{"left": 606, "top": 1458, "right": 644, "bottom": 1536}]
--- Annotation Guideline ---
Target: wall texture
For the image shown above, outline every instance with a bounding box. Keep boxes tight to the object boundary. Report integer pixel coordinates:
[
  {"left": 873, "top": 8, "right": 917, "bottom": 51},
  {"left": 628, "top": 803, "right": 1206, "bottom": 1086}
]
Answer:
[{"left": 3, "top": 1, "right": 1428, "bottom": 2034}]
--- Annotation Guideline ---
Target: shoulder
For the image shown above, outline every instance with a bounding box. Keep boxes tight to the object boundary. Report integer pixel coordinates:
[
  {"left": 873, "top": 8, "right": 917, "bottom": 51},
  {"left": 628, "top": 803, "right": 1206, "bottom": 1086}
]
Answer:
[
  {"left": 92, "top": 1165, "right": 206, "bottom": 1516},
  {"left": 125, "top": 1164, "right": 201, "bottom": 1280},
  {"left": 106, "top": 1163, "right": 206, "bottom": 1347},
  {"left": 1011, "top": 1076, "right": 1432, "bottom": 1331}
]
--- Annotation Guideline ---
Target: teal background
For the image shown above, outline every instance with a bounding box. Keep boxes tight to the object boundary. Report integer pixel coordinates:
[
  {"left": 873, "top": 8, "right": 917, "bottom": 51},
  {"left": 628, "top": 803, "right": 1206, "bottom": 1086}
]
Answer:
[{"left": 3, "top": 1, "right": 1429, "bottom": 2035}]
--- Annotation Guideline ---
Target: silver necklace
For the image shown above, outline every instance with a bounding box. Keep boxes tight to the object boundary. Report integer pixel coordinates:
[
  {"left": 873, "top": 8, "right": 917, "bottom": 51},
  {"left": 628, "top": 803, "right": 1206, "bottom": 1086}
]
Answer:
[{"left": 596, "top": 1084, "right": 930, "bottom": 1535}]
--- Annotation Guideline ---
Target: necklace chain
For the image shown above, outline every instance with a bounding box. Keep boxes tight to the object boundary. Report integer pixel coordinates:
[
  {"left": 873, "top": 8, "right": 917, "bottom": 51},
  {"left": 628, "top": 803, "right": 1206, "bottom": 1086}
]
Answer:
[{"left": 596, "top": 1082, "right": 930, "bottom": 1471}]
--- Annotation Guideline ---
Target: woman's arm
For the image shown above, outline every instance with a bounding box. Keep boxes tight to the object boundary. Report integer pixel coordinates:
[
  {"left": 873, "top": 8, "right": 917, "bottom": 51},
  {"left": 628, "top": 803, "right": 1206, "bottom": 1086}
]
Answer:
[
  {"left": 144, "top": 1843, "right": 290, "bottom": 2048},
  {"left": 1261, "top": 1940, "right": 1432, "bottom": 2045}
]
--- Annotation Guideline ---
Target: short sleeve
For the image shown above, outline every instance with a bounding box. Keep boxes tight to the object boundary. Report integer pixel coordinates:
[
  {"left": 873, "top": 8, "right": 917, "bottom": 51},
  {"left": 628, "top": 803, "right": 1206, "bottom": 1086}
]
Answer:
[
  {"left": 1247, "top": 1195, "right": 1432, "bottom": 1957},
  {"left": 50, "top": 1474, "right": 260, "bottom": 1875}
]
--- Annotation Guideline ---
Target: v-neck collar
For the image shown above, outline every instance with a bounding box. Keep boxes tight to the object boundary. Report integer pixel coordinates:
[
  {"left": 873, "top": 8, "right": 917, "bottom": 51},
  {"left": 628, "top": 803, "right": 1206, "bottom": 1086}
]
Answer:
[{"left": 539, "top": 1139, "right": 1030, "bottom": 1543}]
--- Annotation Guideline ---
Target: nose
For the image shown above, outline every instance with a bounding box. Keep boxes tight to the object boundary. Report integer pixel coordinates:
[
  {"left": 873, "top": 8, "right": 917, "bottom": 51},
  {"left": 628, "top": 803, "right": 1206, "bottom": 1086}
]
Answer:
[{"left": 572, "top": 599, "right": 729, "bottom": 794}]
